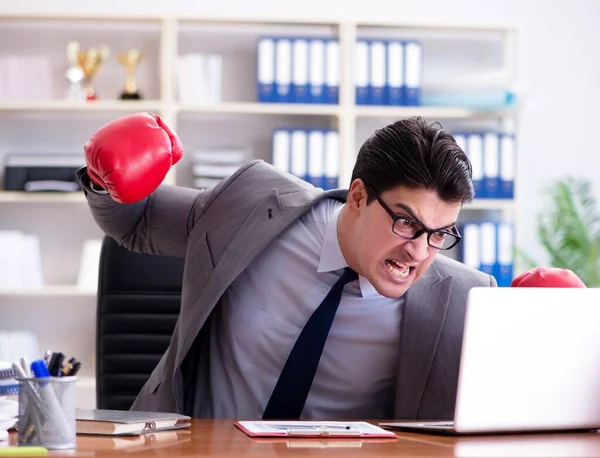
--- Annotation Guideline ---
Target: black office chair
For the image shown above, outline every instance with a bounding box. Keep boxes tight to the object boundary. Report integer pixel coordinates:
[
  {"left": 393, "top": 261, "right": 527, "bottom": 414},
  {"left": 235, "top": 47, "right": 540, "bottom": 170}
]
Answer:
[{"left": 96, "top": 236, "right": 185, "bottom": 410}]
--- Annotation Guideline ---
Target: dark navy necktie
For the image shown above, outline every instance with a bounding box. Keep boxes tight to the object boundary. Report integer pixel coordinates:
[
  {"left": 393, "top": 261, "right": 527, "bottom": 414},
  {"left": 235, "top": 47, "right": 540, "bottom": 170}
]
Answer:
[{"left": 262, "top": 267, "right": 359, "bottom": 419}]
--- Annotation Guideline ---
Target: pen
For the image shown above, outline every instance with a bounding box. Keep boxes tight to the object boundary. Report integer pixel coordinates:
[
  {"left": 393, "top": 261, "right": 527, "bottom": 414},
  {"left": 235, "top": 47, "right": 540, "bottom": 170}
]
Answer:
[
  {"left": 70, "top": 360, "right": 81, "bottom": 376},
  {"left": 269, "top": 424, "right": 354, "bottom": 430},
  {"left": 20, "top": 357, "right": 32, "bottom": 378},
  {"left": 62, "top": 357, "right": 81, "bottom": 376},
  {"left": 11, "top": 363, "right": 44, "bottom": 444},
  {"left": 284, "top": 427, "right": 362, "bottom": 436},
  {"left": 43, "top": 350, "right": 52, "bottom": 368}
]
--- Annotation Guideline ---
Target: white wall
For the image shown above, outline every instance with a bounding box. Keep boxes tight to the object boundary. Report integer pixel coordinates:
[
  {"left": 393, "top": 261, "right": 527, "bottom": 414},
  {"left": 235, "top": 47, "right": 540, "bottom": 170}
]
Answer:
[{"left": 1, "top": 0, "right": 599, "bottom": 267}]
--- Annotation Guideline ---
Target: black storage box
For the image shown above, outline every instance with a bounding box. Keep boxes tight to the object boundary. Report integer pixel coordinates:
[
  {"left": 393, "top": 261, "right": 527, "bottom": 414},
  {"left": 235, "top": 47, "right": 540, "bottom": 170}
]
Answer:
[{"left": 3, "top": 154, "right": 84, "bottom": 192}]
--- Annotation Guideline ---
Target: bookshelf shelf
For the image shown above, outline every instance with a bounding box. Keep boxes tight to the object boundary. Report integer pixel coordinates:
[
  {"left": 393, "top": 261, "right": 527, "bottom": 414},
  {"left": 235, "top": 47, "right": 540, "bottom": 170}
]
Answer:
[
  {"left": 175, "top": 102, "right": 341, "bottom": 117},
  {"left": 0, "top": 285, "right": 95, "bottom": 297},
  {"left": 0, "top": 100, "right": 163, "bottom": 113},
  {"left": 0, "top": 192, "right": 87, "bottom": 203},
  {"left": 464, "top": 199, "right": 515, "bottom": 211},
  {"left": 173, "top": 103, "right": 512, "bottom": 119},
  {"left": 354, "top": 106, "right": 513, "bottom": 120},
  {"left": 0, "top": 12, "right": 519, "bottom": 408}
]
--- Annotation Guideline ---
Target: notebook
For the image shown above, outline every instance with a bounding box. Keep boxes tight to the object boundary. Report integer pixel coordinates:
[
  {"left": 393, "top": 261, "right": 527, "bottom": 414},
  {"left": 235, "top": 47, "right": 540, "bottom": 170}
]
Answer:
[
  {"left": 380, "top": 287, "right": 600, "bottom": 435},
  {"left": 235, "top": 421, "right": 397, "bottom": 439},
  {"left": 0, "top": 362, "right": 18, "bottom": 439},
  {"left": 0, "top": 362, "right": 18, "bottom": 397},
  {"left": 76, "top": 408, "right": 191, "bottom": 436}
]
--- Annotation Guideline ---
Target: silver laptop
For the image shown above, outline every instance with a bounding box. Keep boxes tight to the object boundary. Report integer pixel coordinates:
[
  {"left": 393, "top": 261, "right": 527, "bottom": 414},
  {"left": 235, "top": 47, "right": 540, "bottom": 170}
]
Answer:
[{"left": 381, "top": 286, "right": 600, "bottom": 435}]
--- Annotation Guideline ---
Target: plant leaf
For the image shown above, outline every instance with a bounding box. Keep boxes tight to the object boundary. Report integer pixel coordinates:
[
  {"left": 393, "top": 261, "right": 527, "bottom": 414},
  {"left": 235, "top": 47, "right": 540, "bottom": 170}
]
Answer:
[{"left": 533, "top": 176, "right": 600, "bottom": 286}]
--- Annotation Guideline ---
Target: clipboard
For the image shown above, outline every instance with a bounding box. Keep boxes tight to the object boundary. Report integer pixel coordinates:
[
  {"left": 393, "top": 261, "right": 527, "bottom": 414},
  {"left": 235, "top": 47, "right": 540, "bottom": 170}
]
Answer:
[{"left": 234, "top": 421, "right": 398, "bottom": 439}]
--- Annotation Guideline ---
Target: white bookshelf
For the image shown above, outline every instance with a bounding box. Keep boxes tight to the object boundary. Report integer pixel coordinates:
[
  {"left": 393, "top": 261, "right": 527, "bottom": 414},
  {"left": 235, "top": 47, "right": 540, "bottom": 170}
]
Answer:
[
  {"left": 0, "top": 191, "right": 87, "bottom": 203},
  {"left": 0, "top": 285, "right": 95, "bottom": 297},
  {"left": 175, "top": 101, "right": 341, "bottom": 116},
  {"left": 0, "top": 100, "right": 163, "bottom": 112},
  {"left": 0, "top": 12, "right": 519, "bottom": 408}
]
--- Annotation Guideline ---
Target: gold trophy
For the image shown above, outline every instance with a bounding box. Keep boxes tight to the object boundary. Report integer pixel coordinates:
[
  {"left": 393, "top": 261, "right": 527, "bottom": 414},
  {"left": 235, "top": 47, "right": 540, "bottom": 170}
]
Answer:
[
  {"left": 65, "top": 45, "right": 85, "bottom": 101},
  {"left": 117, "top": 50, "right": 143, "bottom": 100},
  {"left": 67, "top": 41, "right": 110, "bottom": 101}
]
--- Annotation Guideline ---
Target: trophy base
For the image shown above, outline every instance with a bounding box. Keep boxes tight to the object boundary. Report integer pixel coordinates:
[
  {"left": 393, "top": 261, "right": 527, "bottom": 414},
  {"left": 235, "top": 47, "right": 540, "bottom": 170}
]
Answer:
[{"left": 120, "top": 91, "right": 142, "bottom": 100}]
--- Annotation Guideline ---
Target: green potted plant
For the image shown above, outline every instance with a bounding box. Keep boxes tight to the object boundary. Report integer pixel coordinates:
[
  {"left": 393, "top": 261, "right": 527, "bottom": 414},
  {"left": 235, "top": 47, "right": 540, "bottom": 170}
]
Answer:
[{"left": 519, "top": 176, "right": 600, "bottom": 287}]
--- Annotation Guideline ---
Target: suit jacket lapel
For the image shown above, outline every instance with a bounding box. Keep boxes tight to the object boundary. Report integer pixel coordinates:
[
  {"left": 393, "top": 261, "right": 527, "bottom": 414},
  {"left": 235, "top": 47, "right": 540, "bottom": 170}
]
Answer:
[
  {"left": 176, "top": 187, "right": 331, "bottom": 366},
  {"left": 393, "top": 263, "right": 453, "bottom": 418}
]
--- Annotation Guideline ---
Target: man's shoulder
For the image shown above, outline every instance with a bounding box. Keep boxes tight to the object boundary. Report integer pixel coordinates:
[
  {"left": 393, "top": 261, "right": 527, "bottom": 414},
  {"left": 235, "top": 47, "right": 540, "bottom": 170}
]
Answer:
[
  {"left": 432, "top": 255, "right": 494, "bottom": 287},
  {"left": 220, "top": 160, "right": 347, "bottom": 205},
  {"left": 234, "top": 160, "right": 311, "bottom": 189}
]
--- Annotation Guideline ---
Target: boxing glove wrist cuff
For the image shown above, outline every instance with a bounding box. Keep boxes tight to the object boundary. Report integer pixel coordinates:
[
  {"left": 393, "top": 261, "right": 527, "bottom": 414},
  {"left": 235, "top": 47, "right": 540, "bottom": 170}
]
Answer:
[
  {"left": 76, "top": 166, "right": 109, "bottom": 195},
  {"left": 90, "top": 181, "right": 109, "bottom": 194}
]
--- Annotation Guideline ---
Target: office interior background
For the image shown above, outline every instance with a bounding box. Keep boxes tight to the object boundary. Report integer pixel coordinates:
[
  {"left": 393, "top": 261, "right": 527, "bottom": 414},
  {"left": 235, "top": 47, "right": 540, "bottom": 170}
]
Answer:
[{"left": 0, "top": 0, "right": 598, "bottom": 408}]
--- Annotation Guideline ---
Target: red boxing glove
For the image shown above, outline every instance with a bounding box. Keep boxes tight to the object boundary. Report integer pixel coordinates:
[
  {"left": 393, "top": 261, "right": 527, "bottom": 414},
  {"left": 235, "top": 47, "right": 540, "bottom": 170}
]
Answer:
[
  {"left": 510, "top": 267, "right": 586, "bottom": 288},
  {"left": 84, "top": 112, "right": 184, "bottom": 204}
]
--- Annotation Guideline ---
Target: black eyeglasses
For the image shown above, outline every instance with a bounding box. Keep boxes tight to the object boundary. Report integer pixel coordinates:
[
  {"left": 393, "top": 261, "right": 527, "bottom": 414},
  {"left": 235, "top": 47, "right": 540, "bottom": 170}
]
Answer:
[{"left": 366, "top": 185, "right": 462, "bottom": 250}]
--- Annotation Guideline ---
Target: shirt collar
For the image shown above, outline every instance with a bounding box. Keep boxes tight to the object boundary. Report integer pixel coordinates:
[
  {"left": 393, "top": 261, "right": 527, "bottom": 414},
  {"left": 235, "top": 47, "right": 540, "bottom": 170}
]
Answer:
[{"left": 317, "top": 204, "right": 381, "bottom": 298}]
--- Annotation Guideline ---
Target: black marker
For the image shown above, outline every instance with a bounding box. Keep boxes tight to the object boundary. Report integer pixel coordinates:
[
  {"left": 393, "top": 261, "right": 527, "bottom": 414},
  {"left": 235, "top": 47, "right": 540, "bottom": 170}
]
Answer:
[
  {"left": 48, "top": 352, "right": 65, "bottom": 377},
  {"left": 63, "top": 358, "right": 81, "bottom": 376}
]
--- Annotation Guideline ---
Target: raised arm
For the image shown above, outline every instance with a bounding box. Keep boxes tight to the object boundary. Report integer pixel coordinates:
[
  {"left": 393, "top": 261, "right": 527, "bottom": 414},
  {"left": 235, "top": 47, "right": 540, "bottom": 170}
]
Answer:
[{"left": 77, "top": 112, "right": 203, "bottom": 258}]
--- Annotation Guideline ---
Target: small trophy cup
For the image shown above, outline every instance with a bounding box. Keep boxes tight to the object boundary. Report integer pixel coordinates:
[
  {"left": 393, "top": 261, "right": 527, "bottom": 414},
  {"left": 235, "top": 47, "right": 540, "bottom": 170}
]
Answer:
[
  {"left": 117, "top": 50, "right": 143, "bottom": 100},
  {"left": 67, "top": 41, "right": 110, "bottom": 101},
  {"left": 65, "top": 42, "right": 85, "bottom": 101}
]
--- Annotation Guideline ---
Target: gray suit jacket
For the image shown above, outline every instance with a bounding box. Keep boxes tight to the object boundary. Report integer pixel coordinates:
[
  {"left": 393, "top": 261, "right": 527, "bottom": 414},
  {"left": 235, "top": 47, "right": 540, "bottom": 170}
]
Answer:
[{"left": 80, "top": 159, "right": 496, "bottom": 420}]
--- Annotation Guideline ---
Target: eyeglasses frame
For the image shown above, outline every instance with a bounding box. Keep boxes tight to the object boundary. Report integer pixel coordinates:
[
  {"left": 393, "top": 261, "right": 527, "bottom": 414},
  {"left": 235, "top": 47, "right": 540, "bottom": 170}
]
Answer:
[{"left": 364, "top": 184, "right": 462, "bottom": 251}]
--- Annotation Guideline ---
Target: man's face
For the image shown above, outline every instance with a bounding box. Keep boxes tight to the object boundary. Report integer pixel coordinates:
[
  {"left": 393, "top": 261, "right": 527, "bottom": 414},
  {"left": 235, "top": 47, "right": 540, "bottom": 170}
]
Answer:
[{"left": 342, "top": 181, "right": 462, "bottom": 298}]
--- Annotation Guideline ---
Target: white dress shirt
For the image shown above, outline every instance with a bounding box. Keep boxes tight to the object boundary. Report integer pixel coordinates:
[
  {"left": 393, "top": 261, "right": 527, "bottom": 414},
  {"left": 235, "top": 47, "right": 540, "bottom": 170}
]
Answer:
[{"left": 201, "top": 198, "right": 404, "bottom": 419}]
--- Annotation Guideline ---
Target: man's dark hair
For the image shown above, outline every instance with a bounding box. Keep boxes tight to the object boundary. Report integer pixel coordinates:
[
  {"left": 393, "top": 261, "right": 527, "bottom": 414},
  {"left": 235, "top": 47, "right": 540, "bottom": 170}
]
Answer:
[{"left": 350, "top": 116, "right": 474, "bottom": 204}]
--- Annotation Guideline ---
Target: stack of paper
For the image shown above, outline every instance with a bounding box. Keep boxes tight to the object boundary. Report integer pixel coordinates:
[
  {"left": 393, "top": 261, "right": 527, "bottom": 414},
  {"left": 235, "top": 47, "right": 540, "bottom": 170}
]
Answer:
[
  {"left": 0, "top": 362, "right": 19, "bottom": 441},
  {"left": 0, "top": 56, "right": 54, "bottom": 101},
  {"left": 235, "top": 421, "right": 397, "bottom": 439},
  {"left": 190, "top": 148, "right": 250, "bottom": 190},
  {"left": 177, "top": 53, "right": 222, "bottom": 103},
  {"left": 0, "top": 332, "right": 39, "bottom": 366},
  {"left": 0, "top": 231, "right": 44, "bottom": 290}
]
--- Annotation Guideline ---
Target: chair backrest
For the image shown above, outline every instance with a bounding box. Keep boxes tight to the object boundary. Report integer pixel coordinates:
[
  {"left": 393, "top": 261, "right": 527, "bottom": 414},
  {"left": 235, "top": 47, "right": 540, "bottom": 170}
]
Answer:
[{"left": 96, "top": 236, "right": 184, "bottom": 410}]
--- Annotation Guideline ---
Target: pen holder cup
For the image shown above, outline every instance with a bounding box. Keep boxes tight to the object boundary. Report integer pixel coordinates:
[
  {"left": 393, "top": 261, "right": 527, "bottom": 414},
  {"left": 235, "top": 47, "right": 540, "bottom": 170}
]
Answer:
[{"left": 17, "top": 376, "right": 78, "bottom": 450}]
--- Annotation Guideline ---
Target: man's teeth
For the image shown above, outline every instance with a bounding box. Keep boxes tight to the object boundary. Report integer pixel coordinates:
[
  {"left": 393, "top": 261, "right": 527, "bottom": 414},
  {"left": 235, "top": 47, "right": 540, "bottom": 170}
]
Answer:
[{"left": 386, "top": 260, "right": 410, "bottom": 279}]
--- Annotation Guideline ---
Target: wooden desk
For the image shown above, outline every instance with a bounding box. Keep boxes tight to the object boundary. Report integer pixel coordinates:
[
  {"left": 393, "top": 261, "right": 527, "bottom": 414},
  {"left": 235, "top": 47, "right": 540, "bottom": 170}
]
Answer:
[{"left": 8, "top": 419, "right": 600, "bottom": 457}]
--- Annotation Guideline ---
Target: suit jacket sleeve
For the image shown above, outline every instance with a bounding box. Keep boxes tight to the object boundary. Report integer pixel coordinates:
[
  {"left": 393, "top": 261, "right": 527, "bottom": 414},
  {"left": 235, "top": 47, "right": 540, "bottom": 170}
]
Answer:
[{"left": 77, "top": 166, "right": 206, "bottom": 258}]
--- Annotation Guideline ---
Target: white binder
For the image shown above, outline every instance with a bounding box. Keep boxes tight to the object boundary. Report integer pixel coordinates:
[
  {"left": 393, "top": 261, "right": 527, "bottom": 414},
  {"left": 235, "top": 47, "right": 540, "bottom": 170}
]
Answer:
[
  {"left": 355, "top": 40, "right": 369, "bottom": 105},
  {"left": 466, "top": 133, "right": 484, "bottom": 198},
  {"left": 309, "top": 39, "right": 325, "bottom": 103},
  {"left": 272, "top": 128, "right": 291, "bottom": 172},
  {"left": 308, "top": 129, "right": 325, "bottom": 188},
  {"left": 500, "top": 133, "right": 515, "bottom": 199},
  {"left": 386, "top": 40, "right": 405, "bottom": 105},
  {"left": 324, "top": 130, "right": 340, "bottom": 189},
  {"left": 291, "top": 129, "right": 308, "bottom": 181},
  {"left": 275, "top": 38, "right": 292, "bottom": 102},
  {"left": 292, "top": 38, "right": 309, "bottom": 103},
  {"left": 257, "top": 37, "right": 275, "bottom": 102},
  {"left": 479, "top": 222, "right": 496, "bottom": 276},
  {"left": 369, "top": 40, "right": 386, "bottom": 105},
  {"left": 404, "top": 40, "right": 422, "bottom": 105},
  {"left": 325, "top": 39, "right": 339, "bottom": 104},
  {"left": 483, "top": 132, "right": 500, "bottom": 199},
  {"left": 496, "top": 221, "right": 514, "bottom": 287},
  {"left": 461, "top": 223, "right": 481, "bottom": 270}
]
